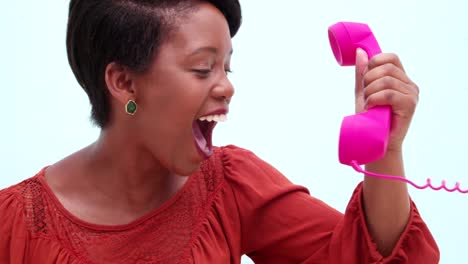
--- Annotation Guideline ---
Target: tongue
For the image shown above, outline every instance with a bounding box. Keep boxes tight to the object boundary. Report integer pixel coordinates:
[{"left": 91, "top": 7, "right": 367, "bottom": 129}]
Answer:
[{"left": 192, "top": 121, "right": 213, "bottom": 158}]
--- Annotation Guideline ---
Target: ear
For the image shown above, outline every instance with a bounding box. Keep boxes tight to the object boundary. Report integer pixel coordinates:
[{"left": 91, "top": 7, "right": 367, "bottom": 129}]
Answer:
[{"left": 104, "top": 62, "right": 135, "bottom": 104}]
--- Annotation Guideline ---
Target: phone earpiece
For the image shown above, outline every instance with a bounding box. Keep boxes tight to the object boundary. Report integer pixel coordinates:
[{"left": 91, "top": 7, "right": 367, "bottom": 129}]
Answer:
[{"left": 328, "top": 22, "right": 381, "bottom": 65}]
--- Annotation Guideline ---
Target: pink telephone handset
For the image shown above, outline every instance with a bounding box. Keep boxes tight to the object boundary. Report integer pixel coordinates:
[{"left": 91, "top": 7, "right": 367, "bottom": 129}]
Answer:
[
  {"left": 328, "top": 21, "right": 468, "bottom": 194},
  {"left": 328, "top": 22, "right": 391, "bottom": 166}
]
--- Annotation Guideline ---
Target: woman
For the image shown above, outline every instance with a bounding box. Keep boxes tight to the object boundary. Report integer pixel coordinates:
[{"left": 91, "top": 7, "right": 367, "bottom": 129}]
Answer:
[{"left": 0, "top": 0, "right": 439, "bottom": 263}]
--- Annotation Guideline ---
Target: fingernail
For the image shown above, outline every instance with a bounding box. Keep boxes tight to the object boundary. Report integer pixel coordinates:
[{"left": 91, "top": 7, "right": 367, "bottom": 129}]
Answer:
[{"left": 356, "top": 48, "right": 367, "bottom": 57}]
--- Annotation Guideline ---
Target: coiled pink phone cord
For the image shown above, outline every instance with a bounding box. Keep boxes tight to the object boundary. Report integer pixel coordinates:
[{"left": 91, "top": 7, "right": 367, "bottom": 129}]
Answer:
[{"left": 351, "top": 160, "right": 468, "bottom": 194}]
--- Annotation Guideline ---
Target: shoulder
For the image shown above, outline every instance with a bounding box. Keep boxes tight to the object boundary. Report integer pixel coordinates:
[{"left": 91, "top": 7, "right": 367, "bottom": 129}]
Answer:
[
  {"left": 215, "top": 144, "right": 298, "bottom": 189},
  {"left": 0, "top": 182, "right": 26, "bottom": 252},
  {"left": 217, "top": 144, "right": 261, "bottom": 163},
  {"left": 0, "top": 179, "right": 27, "bottom": 217},
  {"left": 0, "top": 169, "right": 47, "bottom": 236},
  {"left": 216, "top": 144, "right": 277, "bottom": 174},
  {"left": 203, "top": 145, "right": 311, "bottom": 211}
]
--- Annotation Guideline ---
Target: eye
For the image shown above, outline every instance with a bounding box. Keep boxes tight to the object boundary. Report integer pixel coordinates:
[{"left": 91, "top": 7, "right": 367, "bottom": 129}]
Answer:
[
  {"left": 225, "top": 69, "right": 233, "bottom": 75},
  {"left": 192, "top": 69, "right": 212, "bottom": 78}
]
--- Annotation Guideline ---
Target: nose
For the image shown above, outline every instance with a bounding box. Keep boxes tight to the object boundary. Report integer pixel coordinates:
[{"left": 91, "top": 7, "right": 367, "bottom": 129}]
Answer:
[{"left": 211, "top": 74, "right": 234, "bottom": 103}]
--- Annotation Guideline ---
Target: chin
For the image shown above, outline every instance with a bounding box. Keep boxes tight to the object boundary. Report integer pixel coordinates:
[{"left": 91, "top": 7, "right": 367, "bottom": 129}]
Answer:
[
  {"left": 171, "top": 153, "right": 204, "bottom": 176},
  {"left": 167, "top": 145, "right": 209, "bottom": 176},
  {"left": 174, "top": 162, "right": 202, "bottom": 177}
]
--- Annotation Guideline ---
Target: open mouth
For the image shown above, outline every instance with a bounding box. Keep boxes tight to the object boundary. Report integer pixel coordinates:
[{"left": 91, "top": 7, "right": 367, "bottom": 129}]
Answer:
[{"left": 192, "top": 114, "right": 227, "bottom": 159}]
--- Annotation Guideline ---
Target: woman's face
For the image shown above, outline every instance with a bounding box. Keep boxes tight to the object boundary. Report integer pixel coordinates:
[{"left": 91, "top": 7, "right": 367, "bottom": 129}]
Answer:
[{"left": 131, "top": 2, "right": 234, "bottom": 175}]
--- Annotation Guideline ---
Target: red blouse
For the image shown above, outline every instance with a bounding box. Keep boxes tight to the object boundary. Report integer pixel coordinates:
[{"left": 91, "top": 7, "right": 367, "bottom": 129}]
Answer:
[{"left": 0, "top": 145, "right": 439, "bottom": 263}]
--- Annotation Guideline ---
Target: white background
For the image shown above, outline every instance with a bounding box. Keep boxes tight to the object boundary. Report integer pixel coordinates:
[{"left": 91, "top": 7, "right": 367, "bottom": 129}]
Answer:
[{"left": 1, "top": 1, "right": 467, "bottom": 263}]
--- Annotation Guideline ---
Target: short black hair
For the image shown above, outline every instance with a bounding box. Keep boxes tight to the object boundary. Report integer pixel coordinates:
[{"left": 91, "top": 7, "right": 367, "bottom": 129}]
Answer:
[{"left": 66, "top": 0, "right": 242, "bottom": 128}]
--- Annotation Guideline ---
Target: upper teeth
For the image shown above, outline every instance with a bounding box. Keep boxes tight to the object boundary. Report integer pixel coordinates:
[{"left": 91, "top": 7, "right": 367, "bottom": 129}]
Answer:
[{"left": 198, "top": 114, "right": 227, "bottom": 122}]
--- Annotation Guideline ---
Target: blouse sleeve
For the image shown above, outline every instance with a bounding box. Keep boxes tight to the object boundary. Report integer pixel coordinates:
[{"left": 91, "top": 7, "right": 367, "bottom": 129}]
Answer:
[
  {"left": 221, "top": 145, "right": 439, "bottom": 264},
  {"left": 0, "top": 186, "right": 29, "bottom": 264}
]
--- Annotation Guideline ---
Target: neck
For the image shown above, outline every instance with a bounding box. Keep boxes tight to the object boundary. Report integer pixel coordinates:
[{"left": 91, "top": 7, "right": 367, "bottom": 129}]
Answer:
[
  {"left": 45, "top": 127, "right": 188, "bottom": 225},
  {"left": 84, "top": 128, "right": 184, "bottom": 209}
]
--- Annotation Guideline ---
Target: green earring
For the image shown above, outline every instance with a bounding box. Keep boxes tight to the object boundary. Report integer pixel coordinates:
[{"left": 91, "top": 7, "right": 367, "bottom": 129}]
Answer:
[{"left": 125, "top": 100, "right": 137, "bottom": 115}]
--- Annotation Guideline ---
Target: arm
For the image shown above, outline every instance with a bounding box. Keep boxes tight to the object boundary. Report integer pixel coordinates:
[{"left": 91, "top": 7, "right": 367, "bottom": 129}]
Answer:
[
  {"left": 363, "top": 150, "right": 410, "bottom": 256},
  {"left": 221, "top": 146, "right": 439, "bottom": 264},
  {"left": 354, "top": 47, "right": 420, "bottom": 256}
]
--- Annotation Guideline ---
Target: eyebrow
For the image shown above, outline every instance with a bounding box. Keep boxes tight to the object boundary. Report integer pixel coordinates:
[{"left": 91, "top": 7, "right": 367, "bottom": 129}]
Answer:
[{"left": 189, "top": 46, "right": 234, "bottom": 56}]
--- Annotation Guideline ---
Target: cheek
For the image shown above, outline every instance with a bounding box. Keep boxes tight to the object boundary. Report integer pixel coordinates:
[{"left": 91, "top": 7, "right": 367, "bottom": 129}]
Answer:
[
  {"left": 135, "top": 89, "right": 196, "bottom": 149},
  {"left": 134, "top": 103, "right": 202, "bottom": 175},
  {"left": 140, "top": 71, "right": 202, "bottom": 107},
  {"left": 135, "top": 71, "right": 209, "bottom": 141},
  {"left": 133, "top": 91, "right": 208, "bottom": 173}
]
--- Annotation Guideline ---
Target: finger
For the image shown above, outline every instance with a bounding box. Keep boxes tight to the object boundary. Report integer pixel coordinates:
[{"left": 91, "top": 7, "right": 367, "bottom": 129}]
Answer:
[
  {"left": 368, "top": 53, "right": 405, "bottom": 72},
  {"left": 365, "top": 89, "right": 418, "bottom": 114},
  {"left": 355, "top": 48, "right": 369, "bottom": 99},
  {"left": 364, "top": 76, "right": 416, "bottom": 99},
  {"left": 363, "top": 62, "right": 412, "bottom": 88}
]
